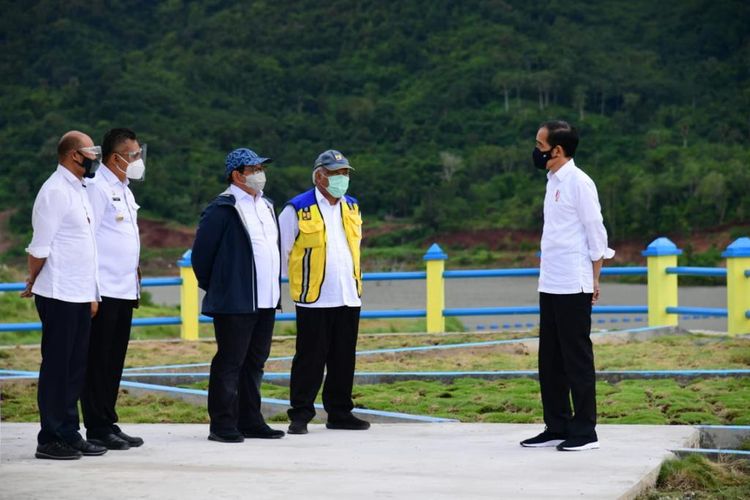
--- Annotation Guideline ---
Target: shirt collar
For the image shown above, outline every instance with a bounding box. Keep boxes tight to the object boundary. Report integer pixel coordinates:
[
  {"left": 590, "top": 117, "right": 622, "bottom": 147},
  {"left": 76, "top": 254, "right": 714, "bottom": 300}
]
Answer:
[
  {"left": 100, "top": 164, "right": 128, "bottom": 187},
  {"left": 548, "top": 158, "right": 576, "bottom": 181},
  {"left": 315, "top": 186, "right": 339, "bottom": 206},
  {"left": 56, "top": 164, "right": 85, "bottom": 188},
  {"left": 229, "top": 183, "right": 261, "bottom": 202}
]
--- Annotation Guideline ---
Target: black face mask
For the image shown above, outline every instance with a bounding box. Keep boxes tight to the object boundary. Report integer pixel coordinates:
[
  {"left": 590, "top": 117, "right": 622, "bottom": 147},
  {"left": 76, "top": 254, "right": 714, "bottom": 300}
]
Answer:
[
  {"left": 77, "top": 155, "right": 100, "bottom": 178},
  {"left": 532, "top": 147, "right": 554, "bottom": 170}
]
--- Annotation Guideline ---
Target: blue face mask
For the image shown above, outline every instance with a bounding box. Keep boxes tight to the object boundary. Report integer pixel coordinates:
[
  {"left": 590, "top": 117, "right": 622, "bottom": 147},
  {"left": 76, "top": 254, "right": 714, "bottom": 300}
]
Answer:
[{"left": 326, "top": 174, "right": 349, "bottom": 198}]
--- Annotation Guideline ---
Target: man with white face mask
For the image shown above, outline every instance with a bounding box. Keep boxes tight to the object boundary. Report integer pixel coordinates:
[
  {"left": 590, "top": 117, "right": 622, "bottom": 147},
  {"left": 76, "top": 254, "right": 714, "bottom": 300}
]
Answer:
[
  {"left": 81, "top": 128, "right": 145, "bottom": 450},
  {"left": 192, "top": 147, "right": 284, "bottom": 443}
]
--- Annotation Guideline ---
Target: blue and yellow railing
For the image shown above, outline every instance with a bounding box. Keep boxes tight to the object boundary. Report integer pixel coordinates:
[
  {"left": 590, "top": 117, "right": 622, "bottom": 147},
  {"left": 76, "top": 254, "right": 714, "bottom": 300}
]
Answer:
[{"left": 1, "top": 237, "right": 748, "bottom": 337}]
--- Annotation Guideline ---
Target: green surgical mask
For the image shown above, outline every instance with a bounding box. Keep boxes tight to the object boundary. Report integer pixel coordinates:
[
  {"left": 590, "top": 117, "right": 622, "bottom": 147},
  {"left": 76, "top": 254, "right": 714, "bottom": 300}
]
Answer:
[{"left": 326, "top": 174, "right": 349, "bottom": 198}]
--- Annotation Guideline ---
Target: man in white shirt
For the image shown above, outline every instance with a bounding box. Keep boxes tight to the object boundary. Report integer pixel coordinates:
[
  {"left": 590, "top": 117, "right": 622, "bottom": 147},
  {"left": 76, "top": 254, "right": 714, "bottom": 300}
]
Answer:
[
  {"left": 81, "top": 128, "right": 145, "bottom": 451},
  {"left": 520, "top": 121, "right": 615, "bottom": 452},
  {"left": 191, "top": 148, "right": 284, "bottom": 443},
  {"left": 279, "top": 149, "right": 369, "bottom": 435},
  {"left": 22, "top": 130, "right": 107, "bottom": 460}
]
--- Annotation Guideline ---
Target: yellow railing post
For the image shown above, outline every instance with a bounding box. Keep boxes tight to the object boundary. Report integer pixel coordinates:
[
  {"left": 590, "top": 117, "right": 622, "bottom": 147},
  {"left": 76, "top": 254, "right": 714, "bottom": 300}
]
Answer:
[
  {"left": 722, "top": 237, "right": 750, "bottom": 336},
  {"left": 424, "top": 243, "right": 447, "bottom": 333},
  {"left": 178, "top": 249, "right": 199, "bottom": 341},
  {"left": 643, "top": 237, "right": 681, "bottom": 328}
]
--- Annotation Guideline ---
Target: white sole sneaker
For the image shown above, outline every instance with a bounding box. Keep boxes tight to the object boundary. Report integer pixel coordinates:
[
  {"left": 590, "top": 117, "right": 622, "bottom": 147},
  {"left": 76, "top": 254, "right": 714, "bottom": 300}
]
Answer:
[
  {"left": 557, "top": 440, "right": 600, "bottom": 451},
  {"left": 520, "top": 439, "right": 565, "bottom": 448}
]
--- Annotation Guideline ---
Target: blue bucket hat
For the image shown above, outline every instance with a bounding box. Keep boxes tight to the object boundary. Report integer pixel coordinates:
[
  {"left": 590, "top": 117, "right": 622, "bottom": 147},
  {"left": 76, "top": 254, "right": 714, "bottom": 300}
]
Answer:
[
  {"left": 225, "top": 148, "right": 272, "bottom": 177},
  {"left": 313, "top": 149, "right": 354, "bottom": 171}
]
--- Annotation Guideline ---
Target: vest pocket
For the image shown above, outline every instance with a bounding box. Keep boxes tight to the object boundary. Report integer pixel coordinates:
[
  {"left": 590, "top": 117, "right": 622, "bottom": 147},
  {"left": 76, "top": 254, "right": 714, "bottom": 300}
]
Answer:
[
  {"left": 298, "top": 219, "right": 325, "bottom": 248},
  {"left": 345, "top": 212, "right": 362, "bottom": 238}
]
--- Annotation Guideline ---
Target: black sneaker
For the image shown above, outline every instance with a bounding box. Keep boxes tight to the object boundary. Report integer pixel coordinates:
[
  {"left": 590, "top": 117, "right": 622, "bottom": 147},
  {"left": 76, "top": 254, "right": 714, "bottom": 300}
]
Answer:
[
  {"left": 287, "top": 421, "right": 308, "bottom": 435},
  {"left": 69, "top": 439, "right": 108, "bottom": 456},
  {"left": 557, "top": 437, "right": 600, "bottom": 451},
  {"left": 520, "top": 430, "right": 567, "bottom": 448},
  {"left": 113, "top": 429, "right": 144, "bottom": 447},
  {"left": 208, "top": 431, "right": 244, "bottom": 443},
  {"left": 240, "top": 424, "right": 285, "bottom": 439},
  {"left": 88, "top": 433, "right": 131, "bottom": 450},
  {"left": 35, "top": 441, "right": 82, "bottom": 460},
  {"left": 326, "top": 414, "right": 371, "bottom": 431}
]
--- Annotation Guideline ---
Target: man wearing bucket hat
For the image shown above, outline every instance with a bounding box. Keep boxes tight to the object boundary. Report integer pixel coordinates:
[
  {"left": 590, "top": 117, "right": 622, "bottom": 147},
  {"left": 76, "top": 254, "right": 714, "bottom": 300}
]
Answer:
[
  {"left": 192, "top": 147, "right": 284, "bottom": 443},
  {"left": 279, "top": 149, "right": 368, "bottom": 435}
]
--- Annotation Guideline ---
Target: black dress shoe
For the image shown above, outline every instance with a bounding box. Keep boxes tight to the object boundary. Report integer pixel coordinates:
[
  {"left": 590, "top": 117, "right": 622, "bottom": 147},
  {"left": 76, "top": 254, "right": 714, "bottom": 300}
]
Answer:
[
  {"left": 114, "top": 430, "right": 144, "bottom": 447},
  {"left": 287, "top": 421, "right": 308, "bottom": 435},
  {"left": 88, "top": 433, "right": 131, "bottom": 450},
  {"left": 69, "top": 439, "right": 108, "bottom": 456},
  {"left": 241, "top": 424, "right": 285, "bottom": 439},
  {"left": 326, "top": 414, "right": 371, "bottom": 430},
  {"left": 208, "top": 431, "right": 244, "bottom": 443},
  {"left": 35, "top": 441, "right": 82, "bottom": 460}
]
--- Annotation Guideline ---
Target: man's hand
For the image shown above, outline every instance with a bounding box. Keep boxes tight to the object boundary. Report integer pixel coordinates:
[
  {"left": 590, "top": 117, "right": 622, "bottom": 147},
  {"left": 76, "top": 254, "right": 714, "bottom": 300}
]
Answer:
[
  {"left": 592, "top": 279, "right": 600, "bottom": 304},
  {"left": 20, "top": 278, "right": 34, "bottom": 298},
  {"left": 91, "top": 301, "right": 99, "bottom": 318}
]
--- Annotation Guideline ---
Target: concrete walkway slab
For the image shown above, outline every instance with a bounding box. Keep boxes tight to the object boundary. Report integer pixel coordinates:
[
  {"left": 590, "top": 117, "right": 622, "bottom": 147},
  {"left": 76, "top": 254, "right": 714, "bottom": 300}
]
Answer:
[{"left": 0, "top": 423, "right": 697, "bottom": 499}]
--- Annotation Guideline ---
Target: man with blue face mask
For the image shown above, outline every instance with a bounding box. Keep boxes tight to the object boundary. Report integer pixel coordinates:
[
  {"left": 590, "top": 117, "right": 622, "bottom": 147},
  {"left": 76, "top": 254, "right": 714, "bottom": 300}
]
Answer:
[
  {"left": 192, "top": 147, "right": 284, "bottom": 443},
  {"left": 279, "top": 149, "right": 368, "bottom": 435}
]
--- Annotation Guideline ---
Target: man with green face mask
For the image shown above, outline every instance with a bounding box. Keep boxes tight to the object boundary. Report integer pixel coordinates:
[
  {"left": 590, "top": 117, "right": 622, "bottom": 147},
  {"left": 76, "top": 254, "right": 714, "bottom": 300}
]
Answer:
[{"left": 279, "top": 149, "right": 368, "bottom": 435}]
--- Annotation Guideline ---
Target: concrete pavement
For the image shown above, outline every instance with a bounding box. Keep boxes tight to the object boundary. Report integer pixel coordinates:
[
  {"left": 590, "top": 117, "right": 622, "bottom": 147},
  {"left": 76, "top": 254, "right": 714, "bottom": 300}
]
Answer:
[{"left": 0, "top": 423, "right": 698, "bottom": 499}]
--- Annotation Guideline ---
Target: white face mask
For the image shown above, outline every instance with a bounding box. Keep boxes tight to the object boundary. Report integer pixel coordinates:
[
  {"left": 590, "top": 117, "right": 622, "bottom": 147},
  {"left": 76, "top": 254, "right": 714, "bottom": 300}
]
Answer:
[
  {"left": 116, "top": 156, "right": 146, "bottom": 181},
  {"left": 244, "top": 170, "right": 266, "bottom": 192},
  {"left": 125, "top": 158, "right": 146, "bottom": 180}
]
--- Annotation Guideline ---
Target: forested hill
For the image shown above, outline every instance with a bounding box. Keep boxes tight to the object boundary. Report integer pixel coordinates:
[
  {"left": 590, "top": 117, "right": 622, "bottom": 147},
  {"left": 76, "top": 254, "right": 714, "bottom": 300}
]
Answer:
[{"left": 1, "top": 0, "right": 748, "bottom": 246}]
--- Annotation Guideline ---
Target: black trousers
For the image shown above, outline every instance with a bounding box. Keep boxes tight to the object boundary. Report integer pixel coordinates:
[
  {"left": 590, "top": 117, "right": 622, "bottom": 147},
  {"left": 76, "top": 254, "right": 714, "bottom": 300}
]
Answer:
[
  {"left": 538, "top": 292, "right": 597, "bottom": 439},
  {"left": 34, "top": 295, "right": 91, "bottom": 445},
  {"left": 288, "top": 306, "right": 360, "bottom": 423},
  {"left": 208, "top": 309, "right": 275, "bottom": 433},
  {"left": 80, "top": 296, "right": 136, "bottom": 438}
]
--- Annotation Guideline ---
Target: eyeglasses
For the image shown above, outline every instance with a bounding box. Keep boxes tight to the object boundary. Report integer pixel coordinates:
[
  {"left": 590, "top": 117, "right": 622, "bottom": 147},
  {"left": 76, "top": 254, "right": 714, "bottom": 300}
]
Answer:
[
  {"left": 77, "top": 146, "right": 102, "bottom": 161},
  {"left": 239, "top": 165, "right": 266, "bottom": 175},
  {"left": 116, "top": 148, "right": 144, "bottom": 161},
  {"left": 324, "top": 169, "right": 350, "bottom": 177}
]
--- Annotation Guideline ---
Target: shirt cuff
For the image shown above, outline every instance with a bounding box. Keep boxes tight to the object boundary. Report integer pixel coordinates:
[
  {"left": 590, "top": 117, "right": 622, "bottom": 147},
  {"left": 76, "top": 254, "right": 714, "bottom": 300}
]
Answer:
[
  {"left": 26, "top": 245, "right": 50, "bottom": 259},
  {"left": 590, "top": 247, "right": 616, "bottom": 261}
]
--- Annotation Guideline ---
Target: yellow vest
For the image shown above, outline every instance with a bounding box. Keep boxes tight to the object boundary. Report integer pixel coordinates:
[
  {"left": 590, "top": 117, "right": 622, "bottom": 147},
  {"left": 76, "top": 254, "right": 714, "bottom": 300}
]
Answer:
[{"left": 288, "top": 193, "right": 362, "bottom": 304}]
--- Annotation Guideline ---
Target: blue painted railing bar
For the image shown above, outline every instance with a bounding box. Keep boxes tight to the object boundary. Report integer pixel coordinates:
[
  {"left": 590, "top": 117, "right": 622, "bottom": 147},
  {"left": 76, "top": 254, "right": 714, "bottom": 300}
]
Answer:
[
  {"left": 444, "top": 305, "right": 648, "bottom": 317},
  {"left": 132, "top": 317, "right": 182, "bottom": 326},
  {"left": 0, "top": 282, "right": 25, "bottom": 292},
  {"left": 0, "top": 322, "right": 42, "bottom": 332},
  {"left": 443, "top": 267, "right": 648, "bottom": 279},
  {"left": 666, "top": 306, "right": 728, "bottom": 317},
  {"left": 666, "top": 267, "right": 727, "bottom": 277},
  {"left": 444, "top": 269, "right": 539, "bottom": 278},
  {"left": 140, "top": 277, "right": 182, "bottom": 287},
  {"left": 363, "top": 271, "right": 427, "bottom": 281}
]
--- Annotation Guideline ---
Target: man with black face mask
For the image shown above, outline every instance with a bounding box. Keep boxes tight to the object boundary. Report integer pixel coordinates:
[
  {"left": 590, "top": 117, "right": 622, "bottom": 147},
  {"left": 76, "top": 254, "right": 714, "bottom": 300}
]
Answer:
[
  {"left": 521, "top": 121, "right": 614, "bottom": 452},
  {"left": 22, "top": 130, "right": 106, "bottom": 460}
]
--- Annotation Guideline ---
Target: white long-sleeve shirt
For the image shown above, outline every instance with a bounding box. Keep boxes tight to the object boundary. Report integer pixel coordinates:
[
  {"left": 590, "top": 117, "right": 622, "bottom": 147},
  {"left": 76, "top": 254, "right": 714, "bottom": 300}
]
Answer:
[
  {"left": 279, "top": 187, "right": 361, "bottom": 308},
  {"left": 26, "top": 165, "right": 100, "bottom": 302},
  {"left": 87, "top": 166, "right": 140, "bottom": 299},
  {"left": 538, "top": 159, "right": 615, "bottom": 294},
  {"left": 229, "top": 184, "right": 280, "bottom": 308}
]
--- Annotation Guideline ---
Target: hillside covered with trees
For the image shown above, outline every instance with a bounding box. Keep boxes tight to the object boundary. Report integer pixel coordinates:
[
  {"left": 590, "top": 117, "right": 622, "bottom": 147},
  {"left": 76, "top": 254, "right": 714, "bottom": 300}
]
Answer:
[{"left": 1, "top": 0, "right": 748, "bottom": 251}]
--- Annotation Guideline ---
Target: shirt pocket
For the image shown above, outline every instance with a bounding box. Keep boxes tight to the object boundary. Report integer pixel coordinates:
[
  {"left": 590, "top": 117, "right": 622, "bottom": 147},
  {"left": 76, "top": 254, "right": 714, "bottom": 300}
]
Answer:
[{"left": 297, "top": 219, "right": 325, "bottom": 248}]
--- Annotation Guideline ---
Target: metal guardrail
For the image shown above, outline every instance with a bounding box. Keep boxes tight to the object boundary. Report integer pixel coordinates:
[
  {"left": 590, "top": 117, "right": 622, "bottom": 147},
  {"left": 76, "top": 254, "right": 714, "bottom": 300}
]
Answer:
[{"left": 1, "top": 236, "right": 749, "bottom": 336}]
